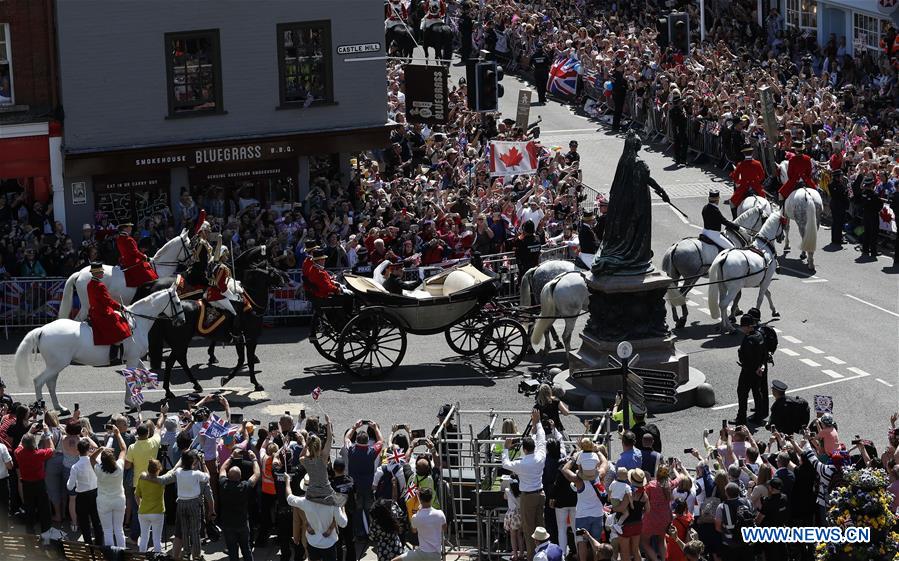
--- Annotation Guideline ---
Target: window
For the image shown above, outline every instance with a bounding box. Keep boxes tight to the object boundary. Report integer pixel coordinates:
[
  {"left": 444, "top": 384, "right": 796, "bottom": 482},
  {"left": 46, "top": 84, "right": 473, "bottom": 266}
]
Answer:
[
  {"left": 853, "top": 13, "right": 889, "bottom": 54},
  {"left": 785, "top": 0, "right": 817, "bottom": 33},
  {"left": 277, "top": 21, "right": 334, "bottom": 107},
  {"left": 164, "top": 29, "right": 223, "bottom": 116},
  {"left": 0, "top": 24, "right": 13, "bottom": 105}
]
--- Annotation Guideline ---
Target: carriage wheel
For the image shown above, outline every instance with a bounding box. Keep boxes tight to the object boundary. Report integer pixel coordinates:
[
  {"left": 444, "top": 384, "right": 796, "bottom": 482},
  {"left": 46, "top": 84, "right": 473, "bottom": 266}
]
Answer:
[
  {"left": 338, "top": 312, "right": 407, "bottom": 378},
  {"left": 310, "top": 311, "right": 341, "bottom": 363},
  {"left": 445, "top": 314, "right": 488, "bottom": 356},
  {"left": 478, "top": 318, "right": 527, "bottom": 372}
]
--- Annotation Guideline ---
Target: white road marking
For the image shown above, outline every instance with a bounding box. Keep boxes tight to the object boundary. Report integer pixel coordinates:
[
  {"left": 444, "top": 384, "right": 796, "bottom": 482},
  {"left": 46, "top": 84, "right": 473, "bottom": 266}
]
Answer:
[
  {"left": 540, "top": 127, "right": 604, "bottom": 135},
  {"left": 779, "top": 348, "right": 799, "bottom": 357},
  {"left": 783, "top": 335, "right": 803, "bottom": 344},
  {"left": 713, "top": 373, "right": 870, "bottom": 410},
  {"left": 821, "top": 370, "right": 844, "bottom": 379},
  {"left": 803, "top": 346, "right": 824, "bottom": 354},
  {"left": 802, "top": 279, "right": 828, "bottom": 283},
  {"left": 824, "top": 356, "right": 846, "bottom": 365},
  {"left": 698, "top": 307, "right": 711, "bottom": 315},
  {"left": 799, "top": 358, "right": 821, "bottom": 368},
  {"left": 876, "top": 378, "right": 894, "bottom": 387},
  {"left": 846, "top": 367, "right": 871, "bottom": 377},
  {"left": 844, "top": 294, "right": 899, "bottom": 318}
]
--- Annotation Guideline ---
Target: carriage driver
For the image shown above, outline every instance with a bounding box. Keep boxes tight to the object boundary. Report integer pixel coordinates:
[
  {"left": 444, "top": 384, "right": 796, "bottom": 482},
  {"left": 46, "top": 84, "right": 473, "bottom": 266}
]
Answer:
[
  {"left": 382, "top": 259, "right": 421, "bottom": 295},
  {"left": 702, "top": 190, "right": 742, "bottom": 251},
  {"left": 116, "top": 222, "right": 158, "bottom": 287},
  {"left": 87, "top": 262, "right": 132, "bottom": 365},
  {"left": 302, "top": 247, "right": 342, "bottom": 299},
  {"left": 385, "top": 0, "right": 408, "bottom": 30}
]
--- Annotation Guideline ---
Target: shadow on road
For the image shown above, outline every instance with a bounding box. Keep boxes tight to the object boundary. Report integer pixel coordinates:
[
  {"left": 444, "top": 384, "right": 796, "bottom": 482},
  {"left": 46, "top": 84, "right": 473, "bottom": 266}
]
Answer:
[{"left": 288, "top": 362, "right": 501, "bottom": 395}]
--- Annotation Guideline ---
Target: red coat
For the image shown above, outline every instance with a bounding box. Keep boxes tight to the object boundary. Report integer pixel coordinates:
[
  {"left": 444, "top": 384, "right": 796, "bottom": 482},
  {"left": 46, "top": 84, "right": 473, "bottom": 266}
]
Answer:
[
  {"left": 116, "top": 234, "right": 158, "bottom": 287},
  {"left": 778, "top": 154, "right": 817, "bottom": 199},
  {"left": 206, "top": 264, "right": 230, "bottom": 302},
  {"left": 87, "top": 279, "right": 132, "bottom": 345},
  {"left": 302, "top": 258, "right": 340, "bottom": 299},
  {"left": 730, "top": 159, "right": 766, "bottom": 207}
]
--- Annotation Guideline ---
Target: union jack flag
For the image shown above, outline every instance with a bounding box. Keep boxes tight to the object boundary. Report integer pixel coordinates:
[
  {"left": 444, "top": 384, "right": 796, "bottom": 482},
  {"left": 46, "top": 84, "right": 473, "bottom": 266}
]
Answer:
[
  {"left": 547, "top": 56, "right": 580, "bottom": 99},
  {"left": 200, "top": 413, "right": 236, "bottom": 439},
  {"left": 389, "top": 447, "right": 406, "bottom": 465},
  {"left": 311, "top": 387, "right": 323, "bottom": 401},
  {"left": 120, "top": 368, "right": 158, "bottom": 406},
  {"left": 404, "top": 481, "right": 419, "bottom": 501}
]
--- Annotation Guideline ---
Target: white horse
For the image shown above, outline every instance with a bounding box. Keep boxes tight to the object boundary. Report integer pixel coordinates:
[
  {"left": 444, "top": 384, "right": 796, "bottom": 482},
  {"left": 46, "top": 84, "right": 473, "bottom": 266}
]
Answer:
[
  {"left": 58, "top": 229, "right": 192, "bottom": 321},
  {"left": 16, "top": 283, "right": 185, "bottom": 413},
  {"left": 783, "top": 187, "right": 823, "bottom": 272},
  {"left": 529, "top": 271, "right": 590, "bottom": 363},
  {"left": 519, "top": 260, "right": 579, "bottom": 351},
  {"left": 737, "top": 194, "right": 773, "bottom": 218},
  {"left": 661, "top": 205, "right": 769, "bottom": 328},
  {"left": 707, "top": 211, "right": 786, "bottom": 333}
]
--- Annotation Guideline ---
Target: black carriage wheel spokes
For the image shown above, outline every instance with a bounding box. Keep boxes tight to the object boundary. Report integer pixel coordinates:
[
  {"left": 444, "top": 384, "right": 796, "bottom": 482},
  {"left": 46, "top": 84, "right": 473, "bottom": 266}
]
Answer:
[
  {"left": 479, "top": 318, "right": 527, "bottom": 372},
  {"left": 311, "top": 313, "right": 340, "bottom": 363},
  {"left": 445, "top": 315, "right": 486, "bottom": 356},
  {"left": 339, "top": 313, "right": 407, "bottom": 378}
]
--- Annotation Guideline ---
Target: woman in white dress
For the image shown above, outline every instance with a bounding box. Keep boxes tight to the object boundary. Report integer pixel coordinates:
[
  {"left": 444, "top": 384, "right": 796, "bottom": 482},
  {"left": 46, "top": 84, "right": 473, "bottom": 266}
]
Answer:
[{"left": 94, "top": 427, "right": 127, "bottom": 547}]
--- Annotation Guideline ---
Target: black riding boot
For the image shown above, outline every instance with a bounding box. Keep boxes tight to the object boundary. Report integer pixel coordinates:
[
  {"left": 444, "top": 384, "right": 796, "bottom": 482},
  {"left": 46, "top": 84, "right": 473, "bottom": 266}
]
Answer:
[{"left": 108, "top": 344, "right": 121, "bottom": 366}]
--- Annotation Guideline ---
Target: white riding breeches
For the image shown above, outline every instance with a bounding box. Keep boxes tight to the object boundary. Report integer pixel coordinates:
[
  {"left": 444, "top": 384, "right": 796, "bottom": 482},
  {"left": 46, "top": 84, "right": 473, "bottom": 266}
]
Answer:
[
  {"left": 209, "top": 299, "right": 236, "bottom": 315},
  {"left": 701, "top": 229, "right": 734, "bottom": 250}
]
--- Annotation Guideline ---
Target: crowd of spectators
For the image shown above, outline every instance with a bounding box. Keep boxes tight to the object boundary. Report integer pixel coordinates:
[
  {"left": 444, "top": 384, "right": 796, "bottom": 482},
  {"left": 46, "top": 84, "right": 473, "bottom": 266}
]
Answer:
[{"left": 1, "top": 375, "right": 898, "bottom": 561}]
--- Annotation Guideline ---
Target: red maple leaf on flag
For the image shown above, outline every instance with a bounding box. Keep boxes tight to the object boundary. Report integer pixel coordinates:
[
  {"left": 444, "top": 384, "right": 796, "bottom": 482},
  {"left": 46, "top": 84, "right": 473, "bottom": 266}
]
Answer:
[{"left": 498, "top": 146, "right": 524, "bottom": 168}]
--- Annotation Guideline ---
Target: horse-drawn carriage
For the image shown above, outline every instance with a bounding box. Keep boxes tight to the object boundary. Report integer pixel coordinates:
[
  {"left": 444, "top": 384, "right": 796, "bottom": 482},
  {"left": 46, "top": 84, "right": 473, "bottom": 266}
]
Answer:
[{"left": 310, "top": 265, "right": 528, "bottom": 377}]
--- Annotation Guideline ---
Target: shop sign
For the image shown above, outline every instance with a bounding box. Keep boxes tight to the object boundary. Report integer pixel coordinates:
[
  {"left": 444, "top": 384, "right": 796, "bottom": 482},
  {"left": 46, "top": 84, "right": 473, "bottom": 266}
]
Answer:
[
  {"left": 131, "top": 141, "right": 297, "bottom": 170},
  {"left": 404, "top": 64, "right": 448, "bottom": 125},
  {"left": 71, "top": 182, "right": 87, "bottom": 206}
]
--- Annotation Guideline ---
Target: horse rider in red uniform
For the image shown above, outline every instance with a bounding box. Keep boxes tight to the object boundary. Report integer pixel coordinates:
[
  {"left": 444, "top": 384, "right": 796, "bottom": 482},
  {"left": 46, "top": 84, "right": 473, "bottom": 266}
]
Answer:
[
  {"left": 778, "top": 139, "right": 818, "bottom": 201},
  {"left": 727, "top": 145, "right": 767, "bottom": 218},
  {"left": 116, "top": 222, "right": 159, "bottom": 287},
  {"left": 87, "top": 262, "right": 132, "bottom": 365}
]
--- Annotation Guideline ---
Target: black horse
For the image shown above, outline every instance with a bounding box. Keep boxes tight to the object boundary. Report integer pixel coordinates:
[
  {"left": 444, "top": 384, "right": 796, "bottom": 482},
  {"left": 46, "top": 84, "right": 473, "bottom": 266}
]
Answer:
[
  {"left": 386, "top": 25, "right": 416, "bottom": 60},
  {"left": 422, "top": 22, "right": 453, "bottom": 63},
  {"left": 150, "top": 263, "right": 287, "bottom": 398}
]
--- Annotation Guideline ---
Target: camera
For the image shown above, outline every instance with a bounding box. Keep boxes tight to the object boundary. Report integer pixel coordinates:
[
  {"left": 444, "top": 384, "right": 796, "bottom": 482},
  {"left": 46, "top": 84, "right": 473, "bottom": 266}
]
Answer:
[
  {"left": 518, "top": 379, "right": 540, "bottom": 396},
  {"left": 30, "top": 400, "right": 46, "bottom": 416},
  {"left": 192, "top": 407, "right": 210, "bottom": 422}
]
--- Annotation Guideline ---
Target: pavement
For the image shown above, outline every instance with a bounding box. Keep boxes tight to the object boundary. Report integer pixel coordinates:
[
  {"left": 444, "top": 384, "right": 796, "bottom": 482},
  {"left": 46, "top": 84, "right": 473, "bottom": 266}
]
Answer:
[{"left": 1, "top": 57, "right": 898, "bottom": 559}]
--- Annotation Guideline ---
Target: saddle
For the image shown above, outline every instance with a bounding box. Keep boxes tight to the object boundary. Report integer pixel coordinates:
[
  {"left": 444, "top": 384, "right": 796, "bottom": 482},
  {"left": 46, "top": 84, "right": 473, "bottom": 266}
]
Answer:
[
  {"left": 176, "top": 275, "right": 205, "bottom": 300},
  {"left": 698, "top": 233, "right": 729, "bottom": 252},
  {"left": 196, "top": 300, "right": 228, "bottom": 336}
]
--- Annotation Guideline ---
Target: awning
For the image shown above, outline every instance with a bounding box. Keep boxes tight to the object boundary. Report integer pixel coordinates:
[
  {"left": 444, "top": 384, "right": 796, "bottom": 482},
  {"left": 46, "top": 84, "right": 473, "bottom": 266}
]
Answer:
[{"left": 0, "top": 135, "right": 50, "bottom": 178}]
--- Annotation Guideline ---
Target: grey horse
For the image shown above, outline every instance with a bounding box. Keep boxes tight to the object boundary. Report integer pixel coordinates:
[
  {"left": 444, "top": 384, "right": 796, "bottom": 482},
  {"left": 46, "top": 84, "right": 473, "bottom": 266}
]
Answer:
[{"left": 519, "top": 260, "right": 579, "bottom": 355}]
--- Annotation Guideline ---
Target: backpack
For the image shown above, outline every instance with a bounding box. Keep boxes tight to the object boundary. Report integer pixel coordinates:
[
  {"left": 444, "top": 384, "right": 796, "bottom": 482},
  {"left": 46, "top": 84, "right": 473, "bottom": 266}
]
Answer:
[
  {"left": 781, "top": 396, "right": 811, "bottom": 434},
  {"left": 758, "top": 325, "right": 778, "bottom": 361},
  {"left": 723, "top": 500, "right": 756, "bottom": 545},
  {"left": 375, "top": 462, "right": 413, "bottom": 500}
]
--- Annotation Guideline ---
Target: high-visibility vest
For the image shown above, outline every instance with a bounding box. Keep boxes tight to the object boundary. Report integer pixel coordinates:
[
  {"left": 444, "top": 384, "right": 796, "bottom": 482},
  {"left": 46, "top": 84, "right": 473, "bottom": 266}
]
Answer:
[{"left": 261, "top": 457, "right": 275, "bottom": 495}]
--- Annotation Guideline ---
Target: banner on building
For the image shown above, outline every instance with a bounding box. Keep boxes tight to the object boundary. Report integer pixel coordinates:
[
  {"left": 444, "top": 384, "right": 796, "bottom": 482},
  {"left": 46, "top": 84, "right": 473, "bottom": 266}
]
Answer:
[{"left": 404, "top": 64, "right": 448, "bottom": 125}]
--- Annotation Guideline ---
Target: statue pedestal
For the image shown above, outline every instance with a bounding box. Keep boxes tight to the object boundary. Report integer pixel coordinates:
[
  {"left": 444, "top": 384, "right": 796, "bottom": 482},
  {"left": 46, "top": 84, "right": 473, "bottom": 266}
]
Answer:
[{"left": 566, "top": 271, "right": 696, "bottom": 412}]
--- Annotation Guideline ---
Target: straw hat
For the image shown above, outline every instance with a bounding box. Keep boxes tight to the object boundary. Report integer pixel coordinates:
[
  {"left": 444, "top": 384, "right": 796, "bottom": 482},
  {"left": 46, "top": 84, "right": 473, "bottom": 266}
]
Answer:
[{"left": 628, "top": 468, "right": 647, "bottom": 487}]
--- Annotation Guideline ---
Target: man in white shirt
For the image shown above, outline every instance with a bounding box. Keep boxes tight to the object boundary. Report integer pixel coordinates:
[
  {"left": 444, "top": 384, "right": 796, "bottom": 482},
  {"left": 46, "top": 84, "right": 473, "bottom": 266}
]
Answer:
[
  {"left": 502, "top": 409, "right": 546, "bottom": 561},
  {"left": 0, "top": 440, "right": 12, "bottom": 532},
  {"left": 517, "top": 196, "right": 546, "bottom": 229},
  {"left": 394, "top": 487, "right": 446, "bottom": 561},
  {"left": 285, "top": 473, "right": 348, "bottom": 561},
  {"left": 66, "top": 438, "right": 103, "bottom": 545}
]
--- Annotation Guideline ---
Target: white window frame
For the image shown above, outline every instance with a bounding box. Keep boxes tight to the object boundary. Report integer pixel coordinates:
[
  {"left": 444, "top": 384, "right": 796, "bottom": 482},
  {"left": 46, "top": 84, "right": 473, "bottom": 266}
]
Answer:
[
  {"left": 785, "top": 0, "right": 817, "bottom": 34},
  {"left": 852, "top": 12, "right": 887, "bottom": 55},
  {"left": 0, "top": 23, "right": 13, "bottom": 106}
]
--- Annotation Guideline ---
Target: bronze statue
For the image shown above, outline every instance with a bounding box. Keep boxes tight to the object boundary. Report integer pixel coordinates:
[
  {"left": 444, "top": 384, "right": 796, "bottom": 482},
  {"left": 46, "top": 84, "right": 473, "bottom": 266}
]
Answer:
[{"left": 592, "top": 133, "right": 671, "bottom": 276}]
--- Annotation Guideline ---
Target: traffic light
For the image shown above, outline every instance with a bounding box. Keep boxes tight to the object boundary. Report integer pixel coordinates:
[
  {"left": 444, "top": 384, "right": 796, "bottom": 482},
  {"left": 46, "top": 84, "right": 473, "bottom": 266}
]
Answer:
[
  {"left": 472, "top": 61, "right": 504, "bottom": 112},
  {"left": 667, "top": 12, "right": 690, "bottom": 54}
]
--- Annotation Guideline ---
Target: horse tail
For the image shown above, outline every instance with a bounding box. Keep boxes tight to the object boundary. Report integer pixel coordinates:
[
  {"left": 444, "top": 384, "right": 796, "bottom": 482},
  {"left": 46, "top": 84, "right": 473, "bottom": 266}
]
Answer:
[
  {"left": 15, "top": 327, "right": 42, "bottom": 386},
  {"left": 662, "top": 245, "right": 687, "bottom": 307},
  {"left": 519, "top": 267, "right": 535, "bottom": 308},
  {"left": 800, "top": 192, "right": 818, "bottom": 253},
  {"left": 530, "top": 282, "right": 556, "bottom": 348},
  {"left": 58, "top": 272, "right": 79, "bottom": 319},
  {"left": 708, "top": 255, "right": 724, "bottom": 320}
]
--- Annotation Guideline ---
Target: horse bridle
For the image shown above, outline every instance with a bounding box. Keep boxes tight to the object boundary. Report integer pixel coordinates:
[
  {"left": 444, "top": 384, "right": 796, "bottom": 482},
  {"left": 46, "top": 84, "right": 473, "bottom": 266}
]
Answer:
[
  {"left": 151, "top": 233, "right": 191, "bottom": 270},
  {"left": 754, "top": 219, "right": 785, "bottom": 258},
  {"left": 125, "top": 289, "right": 185, "bottom": 324}
]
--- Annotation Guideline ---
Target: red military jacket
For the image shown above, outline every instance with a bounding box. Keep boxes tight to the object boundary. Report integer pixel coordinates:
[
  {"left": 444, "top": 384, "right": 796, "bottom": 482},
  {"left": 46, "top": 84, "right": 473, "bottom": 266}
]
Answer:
[
  {"left": 206, "top": 264, "right": 230, "bottom": 302},
  {"left": 778, "top": 154, "right": 817, "bottom": 199},
  {"left": 302, "top": 258, "right": 340, "bottom": 299},
  {"left": 116, "top": 234, "right": 159, "bottom": 287},
  {"left": 730, "top": 159, "right": 766, "bottom": 207},
  {"left": 87, "top": 278, "right": 132, "bottom": 345}
]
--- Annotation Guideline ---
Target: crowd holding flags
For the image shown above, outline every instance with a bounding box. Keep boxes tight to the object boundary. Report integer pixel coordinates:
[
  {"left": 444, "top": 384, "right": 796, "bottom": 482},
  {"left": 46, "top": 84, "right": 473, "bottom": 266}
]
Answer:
[
  {"left": 119, "top": 368, "right": 158, "bottom": 406},
  {"left": 546, "top": 54, "right": 581, "bottom": 98}
]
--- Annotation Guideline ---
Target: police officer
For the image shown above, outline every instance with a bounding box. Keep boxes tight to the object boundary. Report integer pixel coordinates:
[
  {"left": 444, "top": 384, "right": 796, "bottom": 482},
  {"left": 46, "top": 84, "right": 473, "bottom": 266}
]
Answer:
[
  {"left": 768, "top": 380, "right": 790, "bottom": 434},
  {"left": 735, "top": 315, "right": 767, "bottom": 425},
  {"left": 828, "top": 168, "right": 850, "bottom": 246},
  {"left": 854, "top": 174, "right": 881, "bottom": 258},
  {"left": 351, "top": 246, "right": 374, "bottom": 278},
  {"left": 531, "top": 43, "right": 550, "bottom": 105},
  {"left": 514, "top": 220, "right": 541, "bottom": 287},
  {"left": 611, "top": 58, "right": 628, "bottom": 131},
  {"left": 668, "top": 90, "right": 689, "bottom": 166},
  {"left": 702, "top": 190, "right": 741, "bottom": 250}
]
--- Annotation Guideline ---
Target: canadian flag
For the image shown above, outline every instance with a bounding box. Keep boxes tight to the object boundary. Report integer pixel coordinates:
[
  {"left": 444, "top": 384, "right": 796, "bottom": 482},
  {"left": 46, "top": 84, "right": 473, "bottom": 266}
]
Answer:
[{"left": 489, "top": 140, "right": 540, "bottom": 177}]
